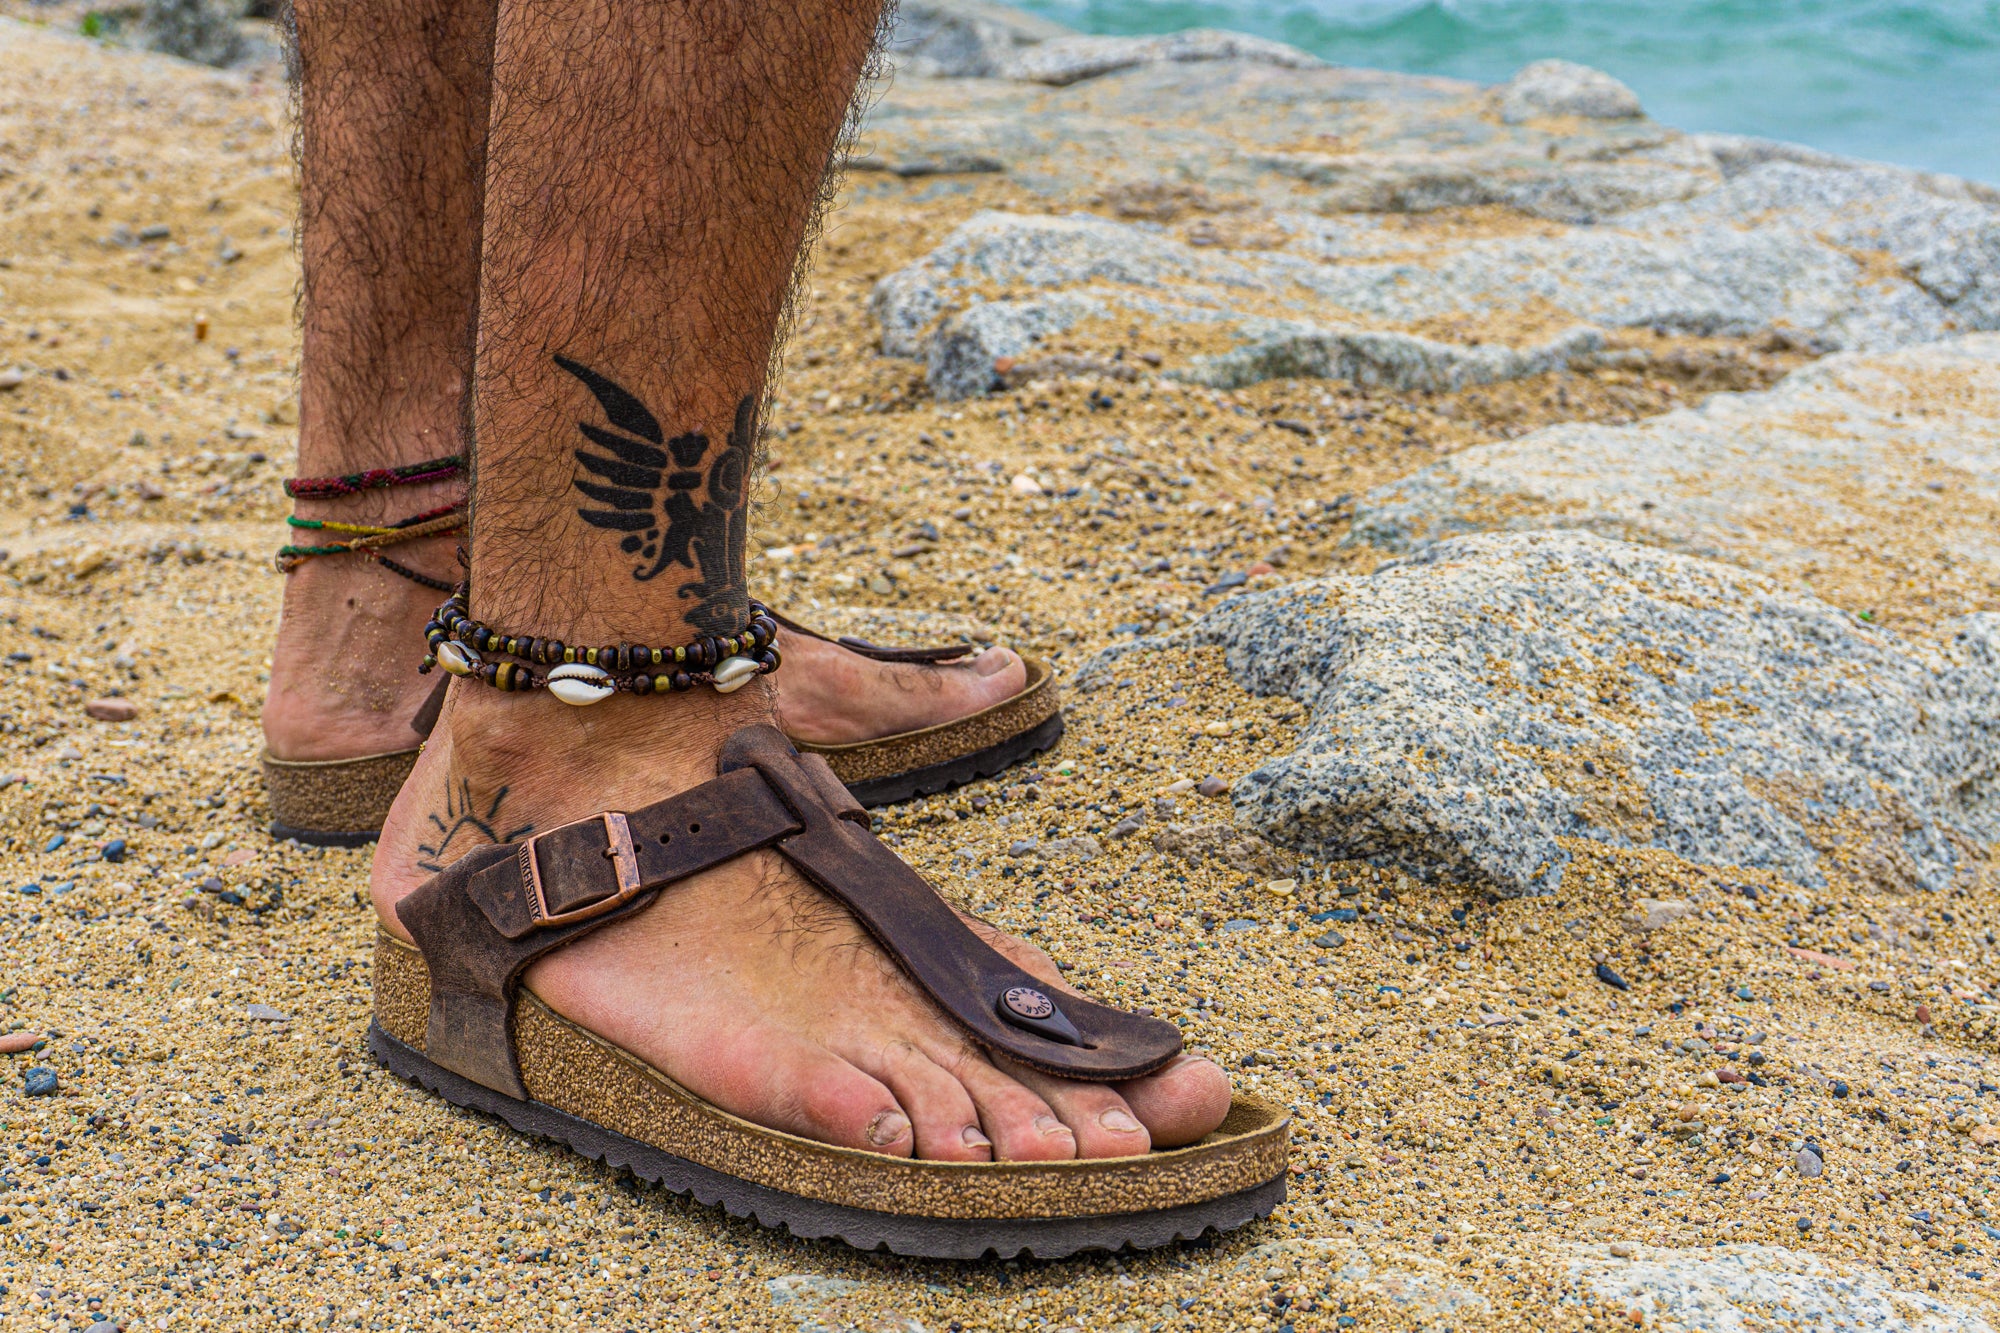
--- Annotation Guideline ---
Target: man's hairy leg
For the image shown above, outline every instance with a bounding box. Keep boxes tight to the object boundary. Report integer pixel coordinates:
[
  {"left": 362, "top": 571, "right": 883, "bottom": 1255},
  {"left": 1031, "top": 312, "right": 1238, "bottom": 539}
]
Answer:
[
  {"left": 264, "top": 0, "right": 494, "bottom": 762},
  {"left": 372, "top": 0, "right": 1229, "bottom": 1163}
]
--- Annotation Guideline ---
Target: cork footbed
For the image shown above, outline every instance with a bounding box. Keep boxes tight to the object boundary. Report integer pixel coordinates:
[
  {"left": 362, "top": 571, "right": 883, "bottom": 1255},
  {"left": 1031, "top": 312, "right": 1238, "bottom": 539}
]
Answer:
[
  {"left": 794, "top": 654, "right": 1062, "bottom": 787},
  {"left": 263, "top": 657, "right": 1063, "bottom": 842},
  {"left": 262, "top": 746, "right": 419, "bottom": 847},
  {"left": 372, "top": 930, "right": 1289, "bottom": 1229}
]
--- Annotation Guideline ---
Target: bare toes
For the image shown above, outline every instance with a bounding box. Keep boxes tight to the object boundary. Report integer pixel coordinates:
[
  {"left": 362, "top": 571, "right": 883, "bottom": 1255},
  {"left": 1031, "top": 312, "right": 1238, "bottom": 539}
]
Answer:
[
  {"left": 851, "top": 1040, "right": 992, "bottom": 1162},
  {"left": 1116, "top": 1055, "right": 1233, "bottom": 1149},
  {"left": 694, "top": 1029, "right": 914, "bottom": 1157},
  {"left": 948, "top": 1052, "right": 1077, "bottom": 1162},
  {"left": 1004, "top": 1062, "right": 1152, "bottom": 1159}
]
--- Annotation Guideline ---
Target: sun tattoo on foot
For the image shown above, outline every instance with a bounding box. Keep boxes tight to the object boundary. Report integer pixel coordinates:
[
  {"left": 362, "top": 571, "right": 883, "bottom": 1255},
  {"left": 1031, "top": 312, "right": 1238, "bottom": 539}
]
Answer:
[
  {"left": 558, "top": 355, "right": 753, "bottom": 635},
  {"left": 414, "top": 778, "right": 534, "bottom": 875}
]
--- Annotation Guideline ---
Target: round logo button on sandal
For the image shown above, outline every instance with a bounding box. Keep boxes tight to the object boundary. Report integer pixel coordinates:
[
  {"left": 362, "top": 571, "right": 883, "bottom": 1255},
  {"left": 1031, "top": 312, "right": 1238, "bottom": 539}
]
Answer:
[{"left": 1003, "top": 986, "right": 1054, "bottom": 1020}]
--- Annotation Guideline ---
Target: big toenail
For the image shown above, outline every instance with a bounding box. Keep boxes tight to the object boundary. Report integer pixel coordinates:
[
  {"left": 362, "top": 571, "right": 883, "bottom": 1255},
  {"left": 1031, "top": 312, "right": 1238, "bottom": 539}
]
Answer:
[
  {"left": 866, "top": 1111, "right": 911, "bottom": 1147},
  {"left": 1098, "top": 1108, "right": 1143, "bottom": 1134},
  {"left": 962, "top": 1125, "right": 993, "bottom": 1149},
  {"left": 1033, "top": 1114, "right": 1072, "bottom": 1137},
  {"left": 973, "top": 648, "right": 1014, "bottom": 677}
]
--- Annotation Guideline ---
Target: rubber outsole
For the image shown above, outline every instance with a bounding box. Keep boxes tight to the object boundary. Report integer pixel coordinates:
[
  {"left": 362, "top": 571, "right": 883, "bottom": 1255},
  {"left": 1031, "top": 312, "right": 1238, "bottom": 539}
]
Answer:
[
  {"left": 844, "top": 711, "right": 1065, "bottom": 808},
  {"left": 268, "top": 821, "right": 381, "bottom": 849},
  {"left": 368, "top": 1020, "right": 1282, "bottom": 1259}
]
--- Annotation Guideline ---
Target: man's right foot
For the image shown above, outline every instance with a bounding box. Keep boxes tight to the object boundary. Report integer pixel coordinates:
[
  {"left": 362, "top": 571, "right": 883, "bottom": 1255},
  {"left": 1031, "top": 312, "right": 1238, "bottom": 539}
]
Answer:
[
  {"left": 373, "top": 681, "right": 1232, "bottom": 1161},
  {"left": 262, "top": 533, "right": 458, "bottom": 762}
]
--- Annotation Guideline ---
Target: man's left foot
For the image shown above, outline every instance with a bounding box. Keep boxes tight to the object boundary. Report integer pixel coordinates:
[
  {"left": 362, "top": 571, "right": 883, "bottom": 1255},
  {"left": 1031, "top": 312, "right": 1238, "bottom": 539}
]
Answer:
[{"left": 771, "top": 628, "right": 1028, "bottom": 747}]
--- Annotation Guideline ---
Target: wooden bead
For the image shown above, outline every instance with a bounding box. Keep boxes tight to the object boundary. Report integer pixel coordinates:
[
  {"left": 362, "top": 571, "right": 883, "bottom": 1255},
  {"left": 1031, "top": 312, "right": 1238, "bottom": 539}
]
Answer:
[
  {"left": 633, "top": 674, "right": 653, "bottom": 695},
  {"left": 670, "top": 670, "right": 693, "bottom": 692}
]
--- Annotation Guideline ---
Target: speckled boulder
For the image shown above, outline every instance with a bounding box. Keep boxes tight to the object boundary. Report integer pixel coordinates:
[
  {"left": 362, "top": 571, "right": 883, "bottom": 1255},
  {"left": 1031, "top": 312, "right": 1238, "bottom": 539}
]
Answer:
[
  {"left": 884, "top": 0, "right": 1072, "bottom": 79},
  {"left": 1495, "top": 60, "right": 1643, "bottom": 123},
  {"left": 1085, "top": 531, "right": 2000, "bottom": 897},
  {"left": 1568, "top": 1242, "right": 1995, "bottom": 1332},
  {"left": 997, "top": 30, "right": 1326, "bottom": 87},
  {"left": 1348, "top": 336, "right": 2000, "bottom": 620}
]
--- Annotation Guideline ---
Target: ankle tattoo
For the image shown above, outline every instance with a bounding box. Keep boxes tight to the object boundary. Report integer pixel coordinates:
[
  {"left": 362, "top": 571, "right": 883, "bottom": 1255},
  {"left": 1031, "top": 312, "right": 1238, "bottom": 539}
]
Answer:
[
  {"left": 558, "top": 356, "right": 754, "bottom": 634},
  {"left": 415, "top": 777, "right": 534, "bottom": 875}
]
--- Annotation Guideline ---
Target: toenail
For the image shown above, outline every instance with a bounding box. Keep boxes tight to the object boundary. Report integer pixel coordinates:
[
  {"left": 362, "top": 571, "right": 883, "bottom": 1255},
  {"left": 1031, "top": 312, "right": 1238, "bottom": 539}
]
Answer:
[
  {"left": 972, "top": 648, "right": 1016, "bottom": 677},
  {"left": 1098, "top": 1108, "right": 1143, "bottom": 1134},
  {"left": 961, "top": 1125, "right": 992, "bottom": 1149},
  {"left": 1033, "top": 1114, "right": 1072, "bottom": 1138},
  {"left": 866, "top": 1111, "right": 911, "bottom": 1147}
]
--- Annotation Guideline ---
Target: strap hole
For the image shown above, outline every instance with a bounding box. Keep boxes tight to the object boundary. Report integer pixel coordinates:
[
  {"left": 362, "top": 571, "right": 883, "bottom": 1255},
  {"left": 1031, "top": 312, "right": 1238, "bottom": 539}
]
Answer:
[
  {"left": 688, "top": 822, "right": 701, "bottom": 834},
  {"left": 657, "top": 833, "right": 671, "bottom": 844}
]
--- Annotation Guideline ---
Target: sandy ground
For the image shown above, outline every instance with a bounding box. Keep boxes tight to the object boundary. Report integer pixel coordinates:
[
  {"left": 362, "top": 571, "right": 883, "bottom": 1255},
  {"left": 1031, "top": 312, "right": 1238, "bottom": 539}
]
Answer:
[{"left": 2, "top": 14, "right": 1999, "bottom": 1333}]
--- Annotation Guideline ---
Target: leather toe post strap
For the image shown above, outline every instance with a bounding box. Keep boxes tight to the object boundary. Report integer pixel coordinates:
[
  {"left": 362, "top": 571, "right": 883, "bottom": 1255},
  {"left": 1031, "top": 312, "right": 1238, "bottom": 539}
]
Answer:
[
  {"left": 768, "top": 609, "right": 975, "bottom": 665},
  {"left": 395, "top": 724, "right": 1183, "bottom": 1101}
]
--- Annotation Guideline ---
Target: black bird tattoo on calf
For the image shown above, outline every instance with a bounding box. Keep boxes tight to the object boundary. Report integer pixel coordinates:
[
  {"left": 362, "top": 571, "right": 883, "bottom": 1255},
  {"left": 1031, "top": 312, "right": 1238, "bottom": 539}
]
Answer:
[{"left": 558, "top": 355, "right": 754, "bottom": 634}]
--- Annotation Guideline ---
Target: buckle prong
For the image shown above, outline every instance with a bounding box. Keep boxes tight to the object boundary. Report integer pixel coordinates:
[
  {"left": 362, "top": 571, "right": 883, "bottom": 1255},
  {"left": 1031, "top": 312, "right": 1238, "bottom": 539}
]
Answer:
[{"left": 522, "top": 811, "right": 642, "bottom": 927}]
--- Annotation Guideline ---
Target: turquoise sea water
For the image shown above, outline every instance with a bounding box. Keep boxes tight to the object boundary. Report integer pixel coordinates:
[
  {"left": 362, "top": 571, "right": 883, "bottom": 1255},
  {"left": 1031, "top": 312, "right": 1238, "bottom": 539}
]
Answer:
[{"left": 1006, "top": 0, "right": 2000, "bottom": 185}]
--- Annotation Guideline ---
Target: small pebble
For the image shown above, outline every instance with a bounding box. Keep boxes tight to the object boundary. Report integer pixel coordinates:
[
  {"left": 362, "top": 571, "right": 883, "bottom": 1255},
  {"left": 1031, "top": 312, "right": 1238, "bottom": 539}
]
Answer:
[
  {"left": 1196, "top": 775, "right": 1230, "bottom": 798},
  {"left": 244, "top": 1004, "right": 290, "bottom": 1022},
  {"left": 0, "top": 1031, "right": 43, "bottom": 1055},
  {"left": 23, "top": 1066, "right": 58, "bottom": 1097},
  {"left": 84, "top": 697, "right": 138, "bottom": 722},
  {"left": 101, "top": 838, "right": 126, "bottom": 862},
  {"left": 1797, "top": 1146, "right": 1825, "bottom": 1178},
  {"left": 1593, "top": 962, "right": 1630, "bottom": 991}
]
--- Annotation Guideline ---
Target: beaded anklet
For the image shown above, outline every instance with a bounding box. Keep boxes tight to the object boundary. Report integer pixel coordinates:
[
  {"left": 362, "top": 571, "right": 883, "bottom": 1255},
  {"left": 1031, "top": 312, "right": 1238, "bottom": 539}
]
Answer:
[
  {"left": 283, "top": 453, "right": 464, "bottom": 499},
  {"left": 420, "top": 585, "right": 780, "bottom": 702},
  {"left": 275, "top": 501, "right": 467, "bottom": 591}
]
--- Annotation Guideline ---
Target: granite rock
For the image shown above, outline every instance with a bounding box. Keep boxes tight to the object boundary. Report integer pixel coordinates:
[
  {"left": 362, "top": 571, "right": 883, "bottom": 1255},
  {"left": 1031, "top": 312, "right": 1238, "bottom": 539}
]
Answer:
[
  {"left": 1347, "top": 336, "right": 2000, "bottom": 627},
  {"left": 1084, "top": 530, "right": 2000, "bottom": 897},
  {"left": 1495, "top": 60, "right": 1643, "bottom": 124},
  {"left": 140, "top": 0, "right": 244, "bottom": 68},
  {"left": 1570, "top": 1243, "right": 1994, "bottom": 1332},
  {"left": 883, "top": 0, "right": 1072, "bottom": 79},
  {"left": 997, "top": 29, "right": 1325, "bottom": 87},
  {"left": 861, "top": 56, "right": 1999, "bottom": 394}
]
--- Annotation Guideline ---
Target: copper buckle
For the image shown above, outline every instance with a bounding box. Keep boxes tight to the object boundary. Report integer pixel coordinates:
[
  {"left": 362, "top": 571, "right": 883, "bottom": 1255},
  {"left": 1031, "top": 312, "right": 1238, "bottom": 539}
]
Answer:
[{"left": 520, "top": 811, "right": 642, "bottom": 928}]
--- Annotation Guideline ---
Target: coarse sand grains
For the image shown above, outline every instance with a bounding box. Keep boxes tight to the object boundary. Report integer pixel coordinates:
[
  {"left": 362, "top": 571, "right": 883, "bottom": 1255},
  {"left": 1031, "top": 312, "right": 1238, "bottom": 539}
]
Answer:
[{"left": 0, "top": 13, "right": 1996, "bottom": 1333}]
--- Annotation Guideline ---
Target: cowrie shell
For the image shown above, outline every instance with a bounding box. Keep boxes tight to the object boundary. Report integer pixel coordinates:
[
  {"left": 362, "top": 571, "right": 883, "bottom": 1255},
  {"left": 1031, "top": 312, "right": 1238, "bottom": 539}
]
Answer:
[
  {"left": 546, "top": 662, "right": 615, "bottom": 706},
  {"left": 711, "top": 655, "right": 760, "bottom": 694},
  {"left": 435, "top": 641, "right": 482, "bottom": 677}
]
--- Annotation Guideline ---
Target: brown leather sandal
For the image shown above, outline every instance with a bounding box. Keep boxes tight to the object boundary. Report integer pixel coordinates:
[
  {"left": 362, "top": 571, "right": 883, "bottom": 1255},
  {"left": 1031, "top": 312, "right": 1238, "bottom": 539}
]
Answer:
[
  {"left": 265, "top": 615, "right": 1063, "bottom": 846},
  {"left": 769, "top": 612, "right": 1065, "bottom": 807},
  {"left": 368, "top": 724, "right": 1287, "bottom": 1258}
]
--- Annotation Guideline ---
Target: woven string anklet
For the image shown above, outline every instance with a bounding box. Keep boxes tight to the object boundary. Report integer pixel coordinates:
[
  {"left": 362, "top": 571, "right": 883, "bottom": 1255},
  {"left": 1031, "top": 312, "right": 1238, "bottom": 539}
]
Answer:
[
  {"left": 420, "top": 585, "right": 780, "bottom": 702},
  {"left": 277, "top": 455, "right": 467, "bottom": 591}
]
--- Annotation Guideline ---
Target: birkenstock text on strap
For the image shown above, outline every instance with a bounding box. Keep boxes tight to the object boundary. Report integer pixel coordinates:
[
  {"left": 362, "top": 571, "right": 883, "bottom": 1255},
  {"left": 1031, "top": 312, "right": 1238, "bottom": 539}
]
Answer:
[{"left": 395, "top": 725, "right": 1184, "bottom": 1102}]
